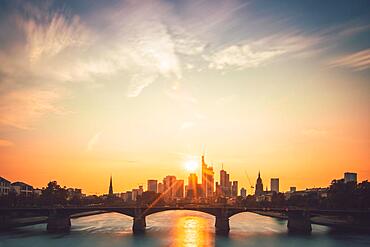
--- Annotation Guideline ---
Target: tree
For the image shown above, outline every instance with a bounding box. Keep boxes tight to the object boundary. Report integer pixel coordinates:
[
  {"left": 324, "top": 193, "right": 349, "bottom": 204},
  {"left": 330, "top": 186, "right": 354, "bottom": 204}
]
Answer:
[{"left": 41, "top": 181, "right": 67, "bottom": 206}]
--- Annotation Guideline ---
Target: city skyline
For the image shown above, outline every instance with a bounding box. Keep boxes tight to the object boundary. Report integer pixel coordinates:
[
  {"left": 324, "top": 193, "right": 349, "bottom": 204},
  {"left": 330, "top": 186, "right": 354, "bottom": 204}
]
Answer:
[
  {"left": 0, "top": 0, "right": 369, "bottom": 195},
  {"left": 0, "top": 154, "right": 361, "bottom": 198}
]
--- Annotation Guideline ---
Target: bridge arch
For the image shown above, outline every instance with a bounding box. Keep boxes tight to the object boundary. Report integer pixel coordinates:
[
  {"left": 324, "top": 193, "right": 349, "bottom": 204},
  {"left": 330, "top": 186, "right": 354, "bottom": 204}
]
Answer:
[{"left": 143, "top": 208, "right": 218, "bottom": 218}]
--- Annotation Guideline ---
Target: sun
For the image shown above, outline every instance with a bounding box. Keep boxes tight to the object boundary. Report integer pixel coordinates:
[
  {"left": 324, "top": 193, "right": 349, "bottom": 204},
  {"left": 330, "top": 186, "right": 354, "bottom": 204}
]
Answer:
[{"left": 184, "top": 160, "right": 198, "bottom": 173}]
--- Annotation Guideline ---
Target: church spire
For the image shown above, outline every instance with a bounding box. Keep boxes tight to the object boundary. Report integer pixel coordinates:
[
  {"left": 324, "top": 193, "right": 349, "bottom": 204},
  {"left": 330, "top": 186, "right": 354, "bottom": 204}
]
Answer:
[{"left": 108, "top": 175, "right": 113, "bottom": 197}]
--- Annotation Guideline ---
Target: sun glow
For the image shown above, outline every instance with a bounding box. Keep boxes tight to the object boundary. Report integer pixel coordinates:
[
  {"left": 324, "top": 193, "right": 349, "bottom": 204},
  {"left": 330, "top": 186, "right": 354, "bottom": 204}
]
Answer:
[{"left": 184, "top": 160, "right": 198, "bottom": 173}]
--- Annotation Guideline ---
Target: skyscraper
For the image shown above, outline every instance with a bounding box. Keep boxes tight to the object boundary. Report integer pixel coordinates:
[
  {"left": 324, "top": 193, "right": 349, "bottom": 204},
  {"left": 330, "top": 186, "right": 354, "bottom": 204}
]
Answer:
[
  {"left": 201, "top": 155, "right": 214, "bottom": 198},
  {"left": 108, "top": 175, "right": 114, "bottom": 197},
  {"left": 255, "top": 171, "right": 263, "bottom": 196},
  {"left": 163, "top": 175, "right": 177, "bottom": 200},
  {"left": 175, "top": 180, "right": 184, "bottom": 198},
  {"left": 158, "top": 182, "right": 164, "bottom": 193},
  {"left": 271, "top": 178, "right": 279, "bottom": 193},
  {"left": 232, "top": 181, "right": 238, "bottom": 197},
  {"left": 220, "top": 168, "right": 231, "bottom": 197},
  {"left": 187, "top": 173, "right": 198, "bottom": 198},
  {"left": 240, "top": 187, "right": 247, "bottom": 198},
  {"left": 147, "top": 179, "right": 158, "bottom": 193}
]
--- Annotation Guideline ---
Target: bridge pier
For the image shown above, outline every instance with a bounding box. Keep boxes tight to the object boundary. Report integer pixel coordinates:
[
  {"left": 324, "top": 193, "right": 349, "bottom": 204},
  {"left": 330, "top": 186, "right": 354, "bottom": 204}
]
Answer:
[
  {"left": 132, "top": 207, "right": 146, "bottom": 234},
  {"left": 287, "top": 210, "right": 312, "bottom": 234},
  {"left": 47, "top": 213, "right": 71, "bottom": 233},
  {"left": 132, "top": 216, "right": 146, "bottom": 234},
  {"left": 215, "top": 208, "right": 230, "bottom": 235}
]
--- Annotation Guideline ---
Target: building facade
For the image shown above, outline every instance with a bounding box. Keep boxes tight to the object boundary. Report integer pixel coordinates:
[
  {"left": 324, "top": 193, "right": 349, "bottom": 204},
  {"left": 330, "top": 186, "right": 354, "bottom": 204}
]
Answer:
[
  {"left": 201, "top": 155, "right": 214, "bottom": 198},
  {"left": 344, "top": 172, "right": 357, "bottom": 183},
  {"left": 231, "top": 181, "right": 238, "bottom": 197},
  {"left": 11, "top": 182, "right": 34, "bottom": 196},
  {"left": 255, "top": 171, "right": 264, "bottom": 196},
  {"left": 147, "top": 180, "right": 158, "bottom": 193},
  {"left": 240, "top": 187, "right": 247, "bottom": 198},
  {"left": 187, "top": 173, "right": 198, "bottom": 199},
  {"left": 0, "top": 177, "right": 11, "bottom": 196},
  {"left": 271, "top": 178, "right": 279, "bottom": 193}
]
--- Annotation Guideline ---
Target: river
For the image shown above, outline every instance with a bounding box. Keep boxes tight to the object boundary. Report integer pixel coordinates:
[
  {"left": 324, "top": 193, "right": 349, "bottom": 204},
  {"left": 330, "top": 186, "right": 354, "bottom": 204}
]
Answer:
[{"left": 1, "top": 211, "right": 369, "bottom": 247}]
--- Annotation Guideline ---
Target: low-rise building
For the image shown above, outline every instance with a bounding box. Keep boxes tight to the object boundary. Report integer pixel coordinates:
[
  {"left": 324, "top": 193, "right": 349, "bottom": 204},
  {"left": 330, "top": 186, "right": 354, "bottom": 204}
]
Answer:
[
  {"left": 0, "top": 177, "right": 11, "bottom": 196},
  {"left": 11, "top": 182, "right": 34, "bottom": 196}
]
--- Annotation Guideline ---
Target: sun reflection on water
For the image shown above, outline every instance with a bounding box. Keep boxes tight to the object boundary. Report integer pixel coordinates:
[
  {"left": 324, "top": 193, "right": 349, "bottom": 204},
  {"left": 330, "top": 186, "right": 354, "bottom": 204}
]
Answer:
[{"left": 170, "top": 216, "right": 212, "bottom": 247}]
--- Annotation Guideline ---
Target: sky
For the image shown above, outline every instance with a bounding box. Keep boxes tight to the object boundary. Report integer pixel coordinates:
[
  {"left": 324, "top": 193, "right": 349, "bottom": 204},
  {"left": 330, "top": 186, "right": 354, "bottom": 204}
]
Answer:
[{"left": 0, "top": 0, "right": 369, "bottom": 195}]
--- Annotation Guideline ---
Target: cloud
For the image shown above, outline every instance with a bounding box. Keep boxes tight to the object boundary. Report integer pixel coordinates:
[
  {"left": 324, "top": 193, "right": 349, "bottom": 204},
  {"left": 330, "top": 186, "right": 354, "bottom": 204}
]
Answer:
[
  {"left": 0, "top": 139, "right": 14, "bottom": 147},
  {"left": 0, "top": 88, "right": 63, "bottom": 129},
  {"left": 204, "top": 31, "right": 324, "bottom": 70},
  {"left": 20, "top": 13, "right": 89, "bottom": 64},
  {"left": 87, "top": 132, "right": 102, "bottom": 152},
  {"left": 327, "top": 49, "right": 370, "bottom": 71},
  {"left": 204, "top": 22, "right": 370, "bottom": 71},
  {"left": 205, "top": 44, "right": 285, "bottom": 70}
]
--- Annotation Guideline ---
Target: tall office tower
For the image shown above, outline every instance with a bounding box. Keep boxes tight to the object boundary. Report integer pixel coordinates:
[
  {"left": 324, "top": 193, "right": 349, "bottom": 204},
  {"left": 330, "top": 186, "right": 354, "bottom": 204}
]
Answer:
[
  {"left": 344, "top": 172, "right": 357, "bottom": 184},
  {"left": 255, "top": 171, "right": 264, "bottom": 196},
  {"left": 271, "top": 178, "right": 279, "bottom": 193},
  {"left": 201, "top": 155, "right": 214, "bottom": 198},
  {"left": 147, "top": 180, "right": 158, "bottom": 193},
  {"left": 220, "top": 168, "right": 231, "bottom": 196},
  {"left": 132, "top": 189, "right": 139, "bottom": 201},
  {"left": 108, "top": 175, "right": 114, "bottom": 197},
  {"left": 240, "top": 187, "right": 247, "bottom": 198},
  {"left": 187, "top": 173, "right": 198, "bottom": 198},
  {"left": 231, "top": 181, "right": 238, "bottom": 197},
  {"left": 175, "top": 180, "right": 184, "bottom": 198},
  {"left": 215, "top": 182, "right": 222, "bottom": 197},
  {"left": 163, "top": 175, "right": 177, "bottom": 200},
  {"left": 158, "top": 182, "right": 164, "bottom": 193}
]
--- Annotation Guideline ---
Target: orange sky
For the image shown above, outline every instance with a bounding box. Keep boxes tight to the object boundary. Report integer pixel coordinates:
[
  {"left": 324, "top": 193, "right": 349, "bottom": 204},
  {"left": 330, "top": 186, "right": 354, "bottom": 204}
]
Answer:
[{"left": 0, "top": 0, "right": 369, "bottom": 195}]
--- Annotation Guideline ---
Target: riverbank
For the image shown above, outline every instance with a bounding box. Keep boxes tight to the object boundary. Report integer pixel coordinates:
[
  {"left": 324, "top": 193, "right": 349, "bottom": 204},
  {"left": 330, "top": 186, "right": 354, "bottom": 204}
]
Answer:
[
  {"left": 6, "top": 211, "right": 106, "bottom": 228},
  {"left": 254, "top": 211, "right": 370, "bottom": 232}
]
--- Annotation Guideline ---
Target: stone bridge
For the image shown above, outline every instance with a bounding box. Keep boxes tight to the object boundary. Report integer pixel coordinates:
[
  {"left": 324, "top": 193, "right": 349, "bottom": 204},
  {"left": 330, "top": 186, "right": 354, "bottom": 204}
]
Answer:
[{"left": 1, "top": 207, "right": 369, "bottom": 235}]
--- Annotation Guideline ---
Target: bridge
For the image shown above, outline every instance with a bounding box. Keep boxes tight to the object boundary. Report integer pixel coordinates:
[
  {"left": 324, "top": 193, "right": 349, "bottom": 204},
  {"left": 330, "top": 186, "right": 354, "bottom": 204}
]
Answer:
[{"left": 1, "top": 206, "right": 369, "bottom": 235}]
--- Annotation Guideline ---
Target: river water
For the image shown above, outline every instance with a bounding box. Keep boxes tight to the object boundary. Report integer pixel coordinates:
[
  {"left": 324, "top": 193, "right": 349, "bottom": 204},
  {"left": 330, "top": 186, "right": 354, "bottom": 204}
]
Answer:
[{"left": 1, "top": 211, "right": 369, "bottom": 247}]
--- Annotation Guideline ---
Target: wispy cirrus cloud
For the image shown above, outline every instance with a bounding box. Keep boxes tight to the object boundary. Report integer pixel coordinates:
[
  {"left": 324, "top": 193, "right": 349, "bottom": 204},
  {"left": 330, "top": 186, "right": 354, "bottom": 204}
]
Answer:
[
  {"left": 327, "top": 49, "right": 370, "bottom": 71},
  {"left": 204, "top": 22, "right": 370, "bottom": 71},
  {"left": 20, "top": 13, "right": 89, "bottom": 64},
  {"left": 86, "top": 132, "right": 102, "bottom": 152},
  {"left": 205, "top": 44, "right": 285, "bottom": 70}
]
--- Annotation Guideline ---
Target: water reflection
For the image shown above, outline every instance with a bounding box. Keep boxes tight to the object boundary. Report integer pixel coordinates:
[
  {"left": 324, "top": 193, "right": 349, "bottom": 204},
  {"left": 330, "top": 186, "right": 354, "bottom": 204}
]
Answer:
[
  {"left": 171, "top": 216, "right": 212, "bottom": 247},
  {"left": 1, "top": 211, "right": 370, "bottom": 247}
]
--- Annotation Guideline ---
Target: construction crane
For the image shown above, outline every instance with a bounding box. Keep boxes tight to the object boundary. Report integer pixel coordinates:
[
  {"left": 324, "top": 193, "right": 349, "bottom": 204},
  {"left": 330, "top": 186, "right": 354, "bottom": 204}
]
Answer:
[{"left": 245, "top": 170, "right": 254, "bottom": 190}]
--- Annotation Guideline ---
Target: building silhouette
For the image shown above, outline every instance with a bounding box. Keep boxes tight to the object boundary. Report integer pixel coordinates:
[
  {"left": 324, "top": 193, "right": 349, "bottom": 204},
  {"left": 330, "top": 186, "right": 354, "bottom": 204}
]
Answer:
[
  {"left": 240, "top": 187, "right": 247, "bottom": 198},
  {"left": 158, "top": 182, "right": 164, "bottom": 193},
  {"left": 163, "top": 176, "right": 184, "bottom": 201},
  {"left": 271, "top": 178, "right": 279, "bottom": 193},
  {"left": 0, "top": 177, "right": 11, "bottom": 196},
  {"left": 187, "top": 173, "right": 198, "bottom": 199},
  {"left": 108, "top": 175, "right": 114, "bottom": 198},
  {"left": 344, "top": 172, "right": 357, "bottom": 183},
  {"left": 255, "top": 171, "right": 263, "bottom": 196},
  {"left": 147, "top": 180, "right": 158, "bottom": 193},
  {"left": 232, "top": 181, "right": 238, "bottom": 197},
  {"left": 201, "top": 155, "right": 214, "bottom": 198},
  {"left": 220, "top": 167, "right": 231, "bottom": 197}
]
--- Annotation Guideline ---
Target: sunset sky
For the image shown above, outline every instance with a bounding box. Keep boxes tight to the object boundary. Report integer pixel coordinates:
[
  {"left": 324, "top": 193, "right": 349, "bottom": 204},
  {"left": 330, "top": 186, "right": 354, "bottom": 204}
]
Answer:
[{"left": 0, "top": 0, "right": 369, "bottom": 195}]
